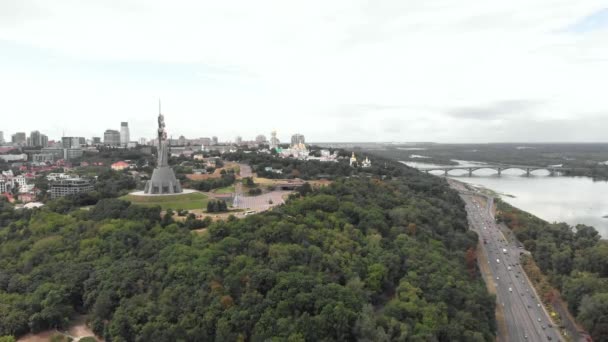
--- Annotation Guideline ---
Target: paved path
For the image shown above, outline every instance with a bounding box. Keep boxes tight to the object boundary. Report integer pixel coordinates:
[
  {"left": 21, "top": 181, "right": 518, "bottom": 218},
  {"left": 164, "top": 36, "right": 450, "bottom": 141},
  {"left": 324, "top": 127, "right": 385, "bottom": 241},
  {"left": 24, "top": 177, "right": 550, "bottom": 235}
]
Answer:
[
  {"left": 234, "top": 190, "right": 291, "bottom": 212},
  {"left": 239, "top": 163, "right": 253, "bottom": 178}
]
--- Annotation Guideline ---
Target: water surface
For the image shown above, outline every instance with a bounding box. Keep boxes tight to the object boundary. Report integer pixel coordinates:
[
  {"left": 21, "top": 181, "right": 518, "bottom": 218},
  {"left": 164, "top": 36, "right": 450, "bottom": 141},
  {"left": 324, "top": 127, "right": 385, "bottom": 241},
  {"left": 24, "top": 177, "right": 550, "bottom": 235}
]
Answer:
[{"left": 402, "top": 160, "right": 608, "bottom": 238}]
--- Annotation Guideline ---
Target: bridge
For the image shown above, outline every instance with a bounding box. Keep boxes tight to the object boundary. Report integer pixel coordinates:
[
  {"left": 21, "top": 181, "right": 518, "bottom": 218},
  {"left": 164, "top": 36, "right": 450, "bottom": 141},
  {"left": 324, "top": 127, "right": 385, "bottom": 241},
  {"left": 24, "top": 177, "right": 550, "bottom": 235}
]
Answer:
[{"left": 418, "top": 164, "right": 574, "bottom": 177}]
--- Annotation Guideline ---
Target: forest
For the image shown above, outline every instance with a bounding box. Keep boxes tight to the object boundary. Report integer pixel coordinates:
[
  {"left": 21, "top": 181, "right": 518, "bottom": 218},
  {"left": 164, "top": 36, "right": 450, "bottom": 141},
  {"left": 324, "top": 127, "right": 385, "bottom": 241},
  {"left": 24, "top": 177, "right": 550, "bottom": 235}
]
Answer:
[
  {"left": 0, "top": 157, "right": 496, "bottom": 341},
  {"left": 497, "top": 200, "right": 608, "bottom": 341}
]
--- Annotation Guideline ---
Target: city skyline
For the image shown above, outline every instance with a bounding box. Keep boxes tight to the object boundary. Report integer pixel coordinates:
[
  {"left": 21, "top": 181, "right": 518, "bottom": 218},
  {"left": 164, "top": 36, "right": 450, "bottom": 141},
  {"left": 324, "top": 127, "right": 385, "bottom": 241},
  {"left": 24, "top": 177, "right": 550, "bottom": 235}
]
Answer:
[{"left": 1, "top": 1, "right": 607, "bottom": 142}]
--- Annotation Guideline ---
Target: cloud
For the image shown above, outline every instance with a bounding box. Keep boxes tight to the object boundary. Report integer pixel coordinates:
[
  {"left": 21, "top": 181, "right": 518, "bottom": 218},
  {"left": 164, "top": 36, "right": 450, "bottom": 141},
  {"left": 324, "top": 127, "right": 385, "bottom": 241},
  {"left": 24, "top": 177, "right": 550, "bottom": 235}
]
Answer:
[
  {"left": 563, "top": 8, "right": 608, "bottom": 33},
  {"left": 446, "top": 100, "right": 544, "bottom": 120},
  {"left": 0, "top": 1, "right": 606, "bottom": 142}
]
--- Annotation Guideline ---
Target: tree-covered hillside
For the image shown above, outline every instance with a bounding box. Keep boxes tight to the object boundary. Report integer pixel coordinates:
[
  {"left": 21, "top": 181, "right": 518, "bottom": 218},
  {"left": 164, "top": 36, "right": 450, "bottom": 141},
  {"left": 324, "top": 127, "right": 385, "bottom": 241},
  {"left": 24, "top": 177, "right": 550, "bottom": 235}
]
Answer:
[{"left": 0, "top": 162, "right": 495, "bottom": 341}]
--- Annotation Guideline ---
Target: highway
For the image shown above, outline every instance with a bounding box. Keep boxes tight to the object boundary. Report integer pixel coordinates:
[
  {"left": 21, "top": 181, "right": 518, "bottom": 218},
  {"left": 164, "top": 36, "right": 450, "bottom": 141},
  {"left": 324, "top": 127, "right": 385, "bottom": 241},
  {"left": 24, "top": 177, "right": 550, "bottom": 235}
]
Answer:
[{"left": 450, "top": 180, "right": 562, "bottom": 342}]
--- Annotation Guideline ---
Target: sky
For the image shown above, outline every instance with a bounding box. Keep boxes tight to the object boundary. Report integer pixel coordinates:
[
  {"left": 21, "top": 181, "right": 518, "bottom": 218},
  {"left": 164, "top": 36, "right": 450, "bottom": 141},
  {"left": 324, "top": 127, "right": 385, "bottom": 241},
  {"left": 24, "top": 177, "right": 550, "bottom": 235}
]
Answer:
[{"left": 0, "top": 1, "right": 607, "bottom": 143}]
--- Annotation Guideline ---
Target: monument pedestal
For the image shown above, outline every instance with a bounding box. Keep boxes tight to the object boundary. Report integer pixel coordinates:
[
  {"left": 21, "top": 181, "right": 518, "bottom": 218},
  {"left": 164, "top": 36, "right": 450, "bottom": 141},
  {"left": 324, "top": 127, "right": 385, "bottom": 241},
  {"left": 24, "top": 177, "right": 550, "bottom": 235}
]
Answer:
[{"left": 144, "top": 166, "right": 182, "bottom": 194}]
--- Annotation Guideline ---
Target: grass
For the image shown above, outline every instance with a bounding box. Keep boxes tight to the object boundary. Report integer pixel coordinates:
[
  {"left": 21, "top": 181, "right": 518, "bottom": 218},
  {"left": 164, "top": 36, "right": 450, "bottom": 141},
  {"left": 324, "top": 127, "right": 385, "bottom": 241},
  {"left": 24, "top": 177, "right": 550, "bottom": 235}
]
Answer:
[
  {"left": 120, "top": 192, "right": 209, "bottom": 211},
  {"left": 214, "top": 185, "right": 235, "bottom": 194}
]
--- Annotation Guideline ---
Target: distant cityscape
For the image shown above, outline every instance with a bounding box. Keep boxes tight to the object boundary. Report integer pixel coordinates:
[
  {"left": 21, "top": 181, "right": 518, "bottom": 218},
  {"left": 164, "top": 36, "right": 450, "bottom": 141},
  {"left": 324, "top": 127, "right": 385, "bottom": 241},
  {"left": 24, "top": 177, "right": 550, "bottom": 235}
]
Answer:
[
  {"left": 0, "top": 118, "right": 375, "bottom": 205},
  {"left": 0, "top": 123, "right": 317, "bottom": 163}
]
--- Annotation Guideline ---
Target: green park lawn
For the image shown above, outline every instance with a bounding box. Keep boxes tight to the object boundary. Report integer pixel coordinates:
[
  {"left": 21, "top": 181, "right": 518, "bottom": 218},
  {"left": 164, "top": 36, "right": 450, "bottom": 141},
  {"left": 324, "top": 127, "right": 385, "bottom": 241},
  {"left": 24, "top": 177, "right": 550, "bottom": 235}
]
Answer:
[
  {"left": 120, "top": 192, "right": 209, "bottom": 211},
  {"left": 214, "top": 185, "right": 235, "bottom": 194}
]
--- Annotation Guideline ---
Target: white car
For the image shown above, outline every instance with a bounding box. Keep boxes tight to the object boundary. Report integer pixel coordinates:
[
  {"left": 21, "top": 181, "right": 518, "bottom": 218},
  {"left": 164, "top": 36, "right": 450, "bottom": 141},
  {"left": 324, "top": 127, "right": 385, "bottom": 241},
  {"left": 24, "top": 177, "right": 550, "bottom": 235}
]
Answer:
[{"left": 509, "top": 287, "right": 513, "bottom": 292}]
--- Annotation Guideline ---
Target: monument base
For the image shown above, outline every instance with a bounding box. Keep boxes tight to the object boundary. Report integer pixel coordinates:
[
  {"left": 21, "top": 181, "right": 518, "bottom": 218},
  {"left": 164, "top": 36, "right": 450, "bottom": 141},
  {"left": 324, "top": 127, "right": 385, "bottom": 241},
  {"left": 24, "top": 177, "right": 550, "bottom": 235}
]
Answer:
[{"left": 144, "top": 166, "right": 183, "bottom": 194}]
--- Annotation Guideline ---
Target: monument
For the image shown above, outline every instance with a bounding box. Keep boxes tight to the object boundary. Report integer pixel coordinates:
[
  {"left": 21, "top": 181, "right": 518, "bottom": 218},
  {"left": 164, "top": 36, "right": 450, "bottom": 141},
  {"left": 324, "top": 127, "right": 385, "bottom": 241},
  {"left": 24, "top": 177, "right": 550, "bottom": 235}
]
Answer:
[{"left": 143, "top": 103, "right": 183, "bottom": 194}]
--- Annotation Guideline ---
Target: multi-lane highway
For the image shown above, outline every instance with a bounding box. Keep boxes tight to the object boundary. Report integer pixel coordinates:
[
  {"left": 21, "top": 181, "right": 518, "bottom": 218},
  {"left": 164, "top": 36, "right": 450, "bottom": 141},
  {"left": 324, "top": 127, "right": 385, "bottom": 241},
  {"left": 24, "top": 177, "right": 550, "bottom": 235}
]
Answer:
[{"left": 451, "top": 180, "right": 562, "bottom": 342}]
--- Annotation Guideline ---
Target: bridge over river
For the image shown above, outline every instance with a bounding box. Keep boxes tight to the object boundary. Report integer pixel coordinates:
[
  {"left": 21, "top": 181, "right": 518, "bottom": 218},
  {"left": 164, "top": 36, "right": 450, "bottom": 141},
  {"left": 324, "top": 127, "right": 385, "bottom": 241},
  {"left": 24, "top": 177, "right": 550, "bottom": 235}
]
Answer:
[{"left": 418, "top": 164, "right": 575, "bottom": 177}]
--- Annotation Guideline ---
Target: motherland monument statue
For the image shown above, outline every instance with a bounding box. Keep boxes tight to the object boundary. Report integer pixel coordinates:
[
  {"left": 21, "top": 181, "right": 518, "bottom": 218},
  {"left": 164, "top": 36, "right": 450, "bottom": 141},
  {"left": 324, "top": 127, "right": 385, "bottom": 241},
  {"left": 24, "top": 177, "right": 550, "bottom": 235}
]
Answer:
[{"left": 143, "top": 101, "right": 183, "bottom": 194}]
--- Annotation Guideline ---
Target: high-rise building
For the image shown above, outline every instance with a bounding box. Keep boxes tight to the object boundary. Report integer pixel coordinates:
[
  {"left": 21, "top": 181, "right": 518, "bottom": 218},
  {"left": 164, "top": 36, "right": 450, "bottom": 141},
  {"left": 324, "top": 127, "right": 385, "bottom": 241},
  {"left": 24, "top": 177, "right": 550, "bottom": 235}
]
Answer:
[
  {"left": 291, "top": 133, "right": 305, "bottom": 147},
  {"left": 200, "top": 137, "right": 211, "bottom": 146},
  {"left": 12, "top": 132, "right": 26, "bottom": 145},
  {"left": 270, "top": 130, "right": 279, "bottom": 149},
  {"left": 29, "top": 131, "right": 41, "bottom": 146},
  {"left": 235, "top": 136, "right": 243, "bottom": 145},
  {"left": 139, "top": 138, "right": 147, "bottom": 145},
  {"left": 255, "top": 135, "right": 267, "bottom": 144},
  {"left": 178, "top": 135, "right": 186, "bottom": 146},
  {"left": 120, "top": 122, "right": 130, "bottom": 147},
  {"left": 62, "top": 137, "right": 81, "bottom": 148},
  {"left": 212, "top": 136, "right": 218, "bottom": 145},
  {"left": 0, "top": 131, "right": 4, "bottom": 144},
  {"left": 92, "top": 137, "right": 101, "bottom": 145},
  {"left": 28, "top": 131, "right": 49, "bottom": 147},
  {"left": 104, "top": 129, "right": 121, "bottom": 146}
]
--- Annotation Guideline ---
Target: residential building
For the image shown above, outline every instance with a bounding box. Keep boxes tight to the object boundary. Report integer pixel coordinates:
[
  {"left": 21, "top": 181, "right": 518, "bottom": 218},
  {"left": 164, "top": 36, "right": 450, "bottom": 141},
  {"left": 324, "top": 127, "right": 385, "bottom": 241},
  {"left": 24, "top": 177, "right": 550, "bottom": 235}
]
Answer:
[
  {"left": 32, "top": 153, "right": 55, "bottom": 163},
  {"left": 12, "top": 132, "right": 26, "bottom": 145},
  {"left": 64, "top": 148, "right": 84, "bottom": 160},
  {"left": 139, "top": 138, "right": 147, "bottom": 145},
  {"left": 256, "top": 135, "right": 267, "bottom": 144},
  {"left": 62, "top": 136, "right": 81, "bottom": 148},
  {"left": 29, "top": 131, "right": 48, "bottom": 147},
  {"left": 0, "top": 131, "right": 4, "bottom": 143},
  {"left": 235, "top": 136, "right": 243, "bottom": 145},
  {"left": 92, "top": 137, "right": 102, "bottom": 145},
  {"left": 0, "top": 154, "right": 27, "bottom": 162},
  {"left": 50, "top": 178, "right": 94, "bottom": 199},
  {"left": 120, "top": 122, "right": 130, "bottom": 147},
  {"left": 270, "top": 130, "right": 279, "bottom": 149},
  {"left": 104, "top": 129, "right": 121, "bottom": 146},
  {"left": 212, "top": 136, "right": 218, "bottom": 145},
  {"left": 291, "top": 133, "right": 305, "bottom": 147}
]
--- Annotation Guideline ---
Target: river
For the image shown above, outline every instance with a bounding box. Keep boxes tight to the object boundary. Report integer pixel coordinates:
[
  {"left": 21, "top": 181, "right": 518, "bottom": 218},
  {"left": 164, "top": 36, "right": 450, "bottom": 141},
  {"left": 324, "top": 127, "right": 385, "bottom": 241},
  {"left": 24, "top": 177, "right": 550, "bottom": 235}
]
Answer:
[{"left": 402, "top": 160, "right": 608, "bottom": 238}]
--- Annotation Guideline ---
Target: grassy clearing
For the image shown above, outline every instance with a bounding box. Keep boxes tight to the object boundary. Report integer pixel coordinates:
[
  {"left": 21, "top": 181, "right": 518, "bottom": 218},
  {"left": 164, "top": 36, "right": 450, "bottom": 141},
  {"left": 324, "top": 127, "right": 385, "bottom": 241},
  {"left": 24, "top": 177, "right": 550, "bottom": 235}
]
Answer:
[
  {"left": 121, "top": 192, "right": 209, "bottom": 210},
  {"left": 214, "top": 185, "right": 235, "bottom": 194}
]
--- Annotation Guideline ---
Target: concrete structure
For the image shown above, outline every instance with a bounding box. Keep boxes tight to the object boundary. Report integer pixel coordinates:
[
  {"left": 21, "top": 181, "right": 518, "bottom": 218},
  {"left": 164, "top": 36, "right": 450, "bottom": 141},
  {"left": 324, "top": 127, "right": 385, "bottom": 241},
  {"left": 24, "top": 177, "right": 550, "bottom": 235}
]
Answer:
[
  {"left": 92, "top": 137, "right": 102, "bottom": 145},
  {"left": 143, "top": 106, "right": 182, "bottom": 194},
  {"left": 212, "top": 136, "right": 218, "bottom": 145},
  {"left": 269, "top": 130, "right": 279, "bottom": 150},
  {"left": 0, "top": 131, "right": 3, "bottom": 143},
  {"left": 104, "top": 129, "right": 121, "bottom": 146},
  {"left": 12, "top": 132, "right": 26, "bottom": 145},
  {"left": 32, "top": 153, "right": 55, "bottom": 163},
  {"left": 235, "top": 136, "right": 243, "bottom": 145},
  {"left": 419, "top": 164, "right": 574, "bottom": 177},
  {"left": 255, "top": 135, "right": 267, "bottom": 144},
  {"left": 62, "top": 136, "right": 81, "bottom": 148},
  {"left": 0, "top": 154, "right": 27, "bottom": 162},
  {"left": 50, "top": 178, "right": 94, "bottom": 199},
  {"left": 120, "top": 122, "right": 130, "bottom": 147},
  {"left": 29, "top": 131, "right": 48, "bottom": 147},
  {"left": 291, "top": 133, "right": 305, "bottom": 147}
]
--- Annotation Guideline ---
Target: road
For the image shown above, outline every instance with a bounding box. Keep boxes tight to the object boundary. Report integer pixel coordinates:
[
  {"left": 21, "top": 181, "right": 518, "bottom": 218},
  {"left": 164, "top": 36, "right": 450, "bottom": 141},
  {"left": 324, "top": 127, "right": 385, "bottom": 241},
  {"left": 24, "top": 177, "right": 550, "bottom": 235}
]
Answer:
[{"left": 450, "top": 180, "right": 562, "bottom": 342}]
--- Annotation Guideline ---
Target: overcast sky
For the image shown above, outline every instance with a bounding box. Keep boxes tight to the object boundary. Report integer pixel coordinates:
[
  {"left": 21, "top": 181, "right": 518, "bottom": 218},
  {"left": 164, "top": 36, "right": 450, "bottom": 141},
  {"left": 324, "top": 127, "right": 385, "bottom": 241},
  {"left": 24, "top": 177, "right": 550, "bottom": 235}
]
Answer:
[{"left": 1, "top": 1, "right": 607, "bottom": 143}]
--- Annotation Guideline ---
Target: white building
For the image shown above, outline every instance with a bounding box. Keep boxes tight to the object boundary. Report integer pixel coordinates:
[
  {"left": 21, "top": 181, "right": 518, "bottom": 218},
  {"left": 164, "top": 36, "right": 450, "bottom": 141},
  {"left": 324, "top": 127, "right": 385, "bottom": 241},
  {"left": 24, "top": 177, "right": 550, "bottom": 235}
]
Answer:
[{"left": 120, "top": 122, "right": 130, "bottom": 147}]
